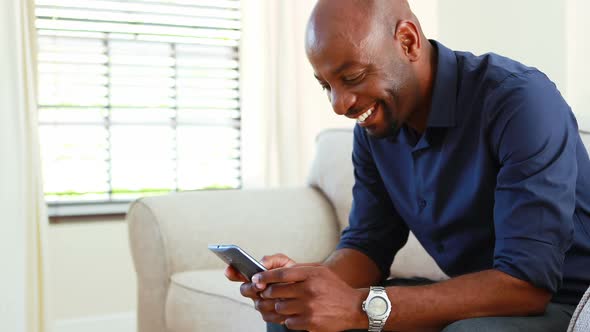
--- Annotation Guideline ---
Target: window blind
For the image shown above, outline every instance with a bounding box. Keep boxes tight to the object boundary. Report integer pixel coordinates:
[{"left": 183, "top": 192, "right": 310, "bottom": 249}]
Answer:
[{"left": 35, "top": 0, "right": 242, "bottom": 210}]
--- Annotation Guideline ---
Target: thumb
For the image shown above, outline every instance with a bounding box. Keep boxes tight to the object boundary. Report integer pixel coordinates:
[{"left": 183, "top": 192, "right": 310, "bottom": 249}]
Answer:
[{"left": 259, "top": 253, "right": 297, "bottom": 270}]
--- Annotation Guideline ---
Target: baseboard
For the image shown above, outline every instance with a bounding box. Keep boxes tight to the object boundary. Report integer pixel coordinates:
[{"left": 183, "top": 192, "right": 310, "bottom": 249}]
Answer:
[{"left": 52, "top": 311, "right": 136, "bottom": 332}]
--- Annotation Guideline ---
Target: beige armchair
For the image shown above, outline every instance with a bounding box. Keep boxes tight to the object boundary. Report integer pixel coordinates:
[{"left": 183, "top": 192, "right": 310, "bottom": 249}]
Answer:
[{"left": 127, "top": 129, "right": 590, "bottom": 332}]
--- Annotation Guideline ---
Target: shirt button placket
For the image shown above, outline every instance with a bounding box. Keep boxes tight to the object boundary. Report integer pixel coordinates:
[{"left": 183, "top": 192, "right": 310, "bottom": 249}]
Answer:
[{"left": 418, "top": 198, "right": 427, "bottom": 211}]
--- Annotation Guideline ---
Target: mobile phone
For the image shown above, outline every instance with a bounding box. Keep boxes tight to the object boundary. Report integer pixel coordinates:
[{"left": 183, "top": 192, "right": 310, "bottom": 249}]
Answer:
[{"left": 208, "top": 244, "right": 267, "bottom": 280}]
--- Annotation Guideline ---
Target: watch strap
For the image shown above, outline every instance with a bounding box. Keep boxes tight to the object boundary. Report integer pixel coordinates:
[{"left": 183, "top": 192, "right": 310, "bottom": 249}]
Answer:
[{"left": 368, "top": 318, "right": 386, "bottom": 332}]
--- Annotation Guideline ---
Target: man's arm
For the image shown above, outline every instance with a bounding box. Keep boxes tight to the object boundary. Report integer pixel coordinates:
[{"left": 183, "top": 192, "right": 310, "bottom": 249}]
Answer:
[
  {"left": 351, "top": 269, "right": 551, "bottom": 331},
  {"left": 256, "top": 265, "right": 551, "bottom": 331},
  {"left": 323, "top": 248, "right": 382, "bottom": 288},
  {"left": 320, "top": 248, "right": 551, "bottom": 330}
]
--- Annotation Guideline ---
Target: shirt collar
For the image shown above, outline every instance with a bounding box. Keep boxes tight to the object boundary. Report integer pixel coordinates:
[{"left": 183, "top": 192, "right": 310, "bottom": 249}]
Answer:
[{"left": 426, "top": 40, "right": 458, "bottom": 128}]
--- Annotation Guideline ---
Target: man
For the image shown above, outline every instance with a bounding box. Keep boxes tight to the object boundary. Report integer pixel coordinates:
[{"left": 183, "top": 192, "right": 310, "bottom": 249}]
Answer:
[{"left": 226, "top": 0, "right": 590, "bottom": 331}]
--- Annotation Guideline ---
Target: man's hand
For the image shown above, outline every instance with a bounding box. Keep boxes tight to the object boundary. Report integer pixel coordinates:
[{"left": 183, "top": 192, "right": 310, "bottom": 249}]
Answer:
[
  {"left": 224, "top": 253, "right": 297, "bottom": 324},
  {"left": 254, "top": 265, "right": 367, "bottom": 332}
]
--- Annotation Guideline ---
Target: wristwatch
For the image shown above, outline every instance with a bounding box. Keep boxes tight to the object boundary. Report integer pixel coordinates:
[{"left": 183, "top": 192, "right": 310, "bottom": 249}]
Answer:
[{"left": 361, "top": 286, "right": 392, "bottom": 332}]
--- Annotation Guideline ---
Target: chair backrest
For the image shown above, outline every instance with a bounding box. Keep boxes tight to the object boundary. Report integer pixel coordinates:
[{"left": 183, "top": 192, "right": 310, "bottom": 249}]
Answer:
[{"left": 307, "top": 129, "right": 354, "bottom": 232}]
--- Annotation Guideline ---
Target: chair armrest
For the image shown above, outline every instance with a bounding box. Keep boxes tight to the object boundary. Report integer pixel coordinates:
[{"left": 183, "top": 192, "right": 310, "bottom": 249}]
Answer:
[
  {"left": 568, "top": 285, "right": 590, "bottom": 332},
  {"left": 127, "top": 187, "right": 341, "bottom": 285}
]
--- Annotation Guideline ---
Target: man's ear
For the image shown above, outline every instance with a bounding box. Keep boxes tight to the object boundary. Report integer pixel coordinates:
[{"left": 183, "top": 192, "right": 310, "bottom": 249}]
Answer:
[{"left": 395, "top": 20, "right": 421, "bottom": 62}]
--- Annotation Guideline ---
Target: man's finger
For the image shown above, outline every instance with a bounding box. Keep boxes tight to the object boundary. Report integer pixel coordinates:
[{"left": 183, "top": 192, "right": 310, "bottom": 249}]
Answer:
[
  {"left": 254, "top": 299, "right": 289, "bottom": 324},
  {"left": 284, "top": 315, "right": 309, "bottom": 331},
  {"left": 254, "top": 299, "right": 277, "bottom": 312},
  {"left": 261, "top": 312, "right": 288, "bottom": 325},
  {"left": 253, "top": 266, "right": 312, "bottom": 285},
  {"left": 225, "top": 265, "right": 248, "bottom": 282},
  {"left": 261, "top": 281, "right": 306, "bottom": 300},
  {"left": 275, "top": 299, "right": 305, "bottom": 316},
  {"left": 240, "top": 282, "right": 263, "bottom": 299}
]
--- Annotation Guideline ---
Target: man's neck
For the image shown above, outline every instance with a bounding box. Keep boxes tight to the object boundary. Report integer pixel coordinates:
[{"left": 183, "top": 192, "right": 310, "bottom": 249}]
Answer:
[{"left": 406, "top": 40, "right": 438, "bottom": 135}]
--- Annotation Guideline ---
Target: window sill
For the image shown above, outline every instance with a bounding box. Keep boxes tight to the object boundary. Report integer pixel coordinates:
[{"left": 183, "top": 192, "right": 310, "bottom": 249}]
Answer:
[{"left": 48, "top": 201, "right": 131, "bottom": 220}]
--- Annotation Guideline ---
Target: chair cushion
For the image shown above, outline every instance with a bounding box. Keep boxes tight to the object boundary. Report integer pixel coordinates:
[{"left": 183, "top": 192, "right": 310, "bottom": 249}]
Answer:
[{"left": 166, "top": 270, "right": 265, "bottom": 332}]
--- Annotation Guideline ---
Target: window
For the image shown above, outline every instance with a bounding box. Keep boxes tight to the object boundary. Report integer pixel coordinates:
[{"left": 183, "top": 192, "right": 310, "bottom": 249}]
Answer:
[{"left": 35, "top": 0, "right": 242, "bottom": 216}]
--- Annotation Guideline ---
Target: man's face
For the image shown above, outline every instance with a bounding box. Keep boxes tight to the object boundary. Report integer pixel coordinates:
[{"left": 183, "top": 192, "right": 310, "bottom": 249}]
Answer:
[{"left": 306, "top": 25, "right": 418, "bottom": 138}]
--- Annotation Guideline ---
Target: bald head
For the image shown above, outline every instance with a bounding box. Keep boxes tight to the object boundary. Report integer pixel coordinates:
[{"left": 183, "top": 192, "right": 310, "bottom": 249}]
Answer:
[{"left": 305, "top": 0, "right": 420, "bottom": 56}]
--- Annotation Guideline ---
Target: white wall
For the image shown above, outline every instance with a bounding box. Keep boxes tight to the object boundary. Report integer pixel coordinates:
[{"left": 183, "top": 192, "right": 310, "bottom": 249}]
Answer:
[
  {"left": 47, "top": 220, "right": 136, "bottom": 331},
  {"left": 437, "top": 1, "right": 567, "bottom": 91},
  {"left": 566, "top": 0, "right": 590, "bottom": 130},
  {"left": 435, "top": 0, "right": 589, "bottom": 131}
]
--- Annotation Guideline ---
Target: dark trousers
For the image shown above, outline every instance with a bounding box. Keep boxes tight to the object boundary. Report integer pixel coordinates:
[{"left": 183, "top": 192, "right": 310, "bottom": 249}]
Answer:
[{"left": 267, "top": 278, "right": 576, "bottom": 332}]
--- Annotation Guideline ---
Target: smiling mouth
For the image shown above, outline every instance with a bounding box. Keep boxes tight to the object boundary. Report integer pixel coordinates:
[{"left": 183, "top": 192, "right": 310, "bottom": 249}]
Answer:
[{"left": 356, "top": 104, "right": 378, "bottom": 125}]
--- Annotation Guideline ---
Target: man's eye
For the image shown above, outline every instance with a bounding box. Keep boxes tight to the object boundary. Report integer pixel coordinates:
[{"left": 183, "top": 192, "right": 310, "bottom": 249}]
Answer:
[
  {"left": 343, "top": 72, "right": 365, "bottom": 83},
  {"left": 320, "top": 83, "right": 330, "bottom": 91}
]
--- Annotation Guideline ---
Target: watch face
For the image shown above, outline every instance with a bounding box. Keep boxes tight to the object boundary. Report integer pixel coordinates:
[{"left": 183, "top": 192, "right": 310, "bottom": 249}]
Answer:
[{"left": 367, "top": 296, "right": 388, "bottom": 316}]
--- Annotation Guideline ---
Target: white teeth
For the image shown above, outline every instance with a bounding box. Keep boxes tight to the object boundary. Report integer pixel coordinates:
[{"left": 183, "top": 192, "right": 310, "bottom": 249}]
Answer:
[{"left": 357, "top": 107, "right": 374, "bottom": 123}]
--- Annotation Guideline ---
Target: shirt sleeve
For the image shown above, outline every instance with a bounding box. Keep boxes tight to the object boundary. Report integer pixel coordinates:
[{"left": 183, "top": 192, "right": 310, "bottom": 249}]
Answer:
[
  {"left": 487, "top": 70, "right": 577, "bottom": 293},
  {"left": 336, "top": 124, "right": 410, "bottom": 280}
]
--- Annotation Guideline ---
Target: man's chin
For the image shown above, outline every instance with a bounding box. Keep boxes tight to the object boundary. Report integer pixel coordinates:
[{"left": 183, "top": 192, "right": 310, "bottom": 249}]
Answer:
[{"left": 364, "top": 121, "right": 400, "bottom": 139}]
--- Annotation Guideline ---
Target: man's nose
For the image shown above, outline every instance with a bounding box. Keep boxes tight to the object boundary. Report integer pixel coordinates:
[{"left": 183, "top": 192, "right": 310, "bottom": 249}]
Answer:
[{"left": 330, "top": 89, "right": 356, "bottom": 116}]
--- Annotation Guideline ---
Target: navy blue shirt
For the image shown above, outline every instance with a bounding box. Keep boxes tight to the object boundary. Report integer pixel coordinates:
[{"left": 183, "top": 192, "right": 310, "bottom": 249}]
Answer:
[{"left": 337, "top": 40, "right": 590, "bottom": 305}]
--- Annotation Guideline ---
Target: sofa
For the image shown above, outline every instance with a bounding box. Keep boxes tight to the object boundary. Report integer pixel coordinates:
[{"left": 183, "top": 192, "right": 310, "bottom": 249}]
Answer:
[{"left": 128, "top": 129, "right": 590, "bottom": 332}]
